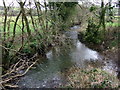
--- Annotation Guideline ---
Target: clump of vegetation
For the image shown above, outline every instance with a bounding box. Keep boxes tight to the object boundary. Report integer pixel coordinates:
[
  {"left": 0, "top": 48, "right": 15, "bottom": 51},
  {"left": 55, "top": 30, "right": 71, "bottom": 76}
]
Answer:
[
  {"left": 66, "top": 66, "right": 119, "bottom": 88},
  {"left": 83, "top": 18, "right": 103, "bottom": 44}
]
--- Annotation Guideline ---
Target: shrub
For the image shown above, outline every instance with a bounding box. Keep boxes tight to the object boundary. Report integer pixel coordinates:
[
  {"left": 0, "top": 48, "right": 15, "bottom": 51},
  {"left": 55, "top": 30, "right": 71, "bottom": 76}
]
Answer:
[{"left": 83, "top": 19, "right": 103, "bottom": 44}]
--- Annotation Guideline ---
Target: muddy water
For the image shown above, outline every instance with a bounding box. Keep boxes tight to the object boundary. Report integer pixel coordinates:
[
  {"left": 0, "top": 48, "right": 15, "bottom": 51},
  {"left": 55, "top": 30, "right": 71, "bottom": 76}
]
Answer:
[{"left": 18, "top": 26, "right": 118, "bottom": 88}]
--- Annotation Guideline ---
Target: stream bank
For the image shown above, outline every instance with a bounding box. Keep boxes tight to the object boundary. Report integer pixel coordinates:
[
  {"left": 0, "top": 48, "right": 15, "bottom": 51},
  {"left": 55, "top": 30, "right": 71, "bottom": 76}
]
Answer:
[
  {"left": 65, "top": 66, "right": 119, "bottom": 88},
  {"left": 78, "top": 26, "right": 119, "bottom": 79},
  {"left": 17, "top": 25, "right": 119, "bottom": 88}
]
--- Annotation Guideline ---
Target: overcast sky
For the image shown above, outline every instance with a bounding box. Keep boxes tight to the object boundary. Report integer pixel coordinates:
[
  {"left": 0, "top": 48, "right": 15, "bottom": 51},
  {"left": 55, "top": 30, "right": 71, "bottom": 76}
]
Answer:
[{"left": 0, "top": 0, "right": 118, "bottom": 7}]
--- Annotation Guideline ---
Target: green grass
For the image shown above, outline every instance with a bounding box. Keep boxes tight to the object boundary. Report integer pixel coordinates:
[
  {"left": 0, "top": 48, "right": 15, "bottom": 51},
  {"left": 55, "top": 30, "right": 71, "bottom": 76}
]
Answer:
[
  {"left": 0, "top": 16, "right": 52, "bottom": 39},
  {"left": 106, "top": 22, "right": 120, "bottom": 27},
  {"left": 105, "top": 16, "right": 120, "bottom": 27}
]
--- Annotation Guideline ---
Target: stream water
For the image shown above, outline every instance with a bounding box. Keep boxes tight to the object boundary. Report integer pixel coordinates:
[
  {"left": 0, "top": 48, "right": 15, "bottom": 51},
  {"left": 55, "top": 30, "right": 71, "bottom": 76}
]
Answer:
[{"left": 18, "top": 25, "right": 118, "bottom": 88}]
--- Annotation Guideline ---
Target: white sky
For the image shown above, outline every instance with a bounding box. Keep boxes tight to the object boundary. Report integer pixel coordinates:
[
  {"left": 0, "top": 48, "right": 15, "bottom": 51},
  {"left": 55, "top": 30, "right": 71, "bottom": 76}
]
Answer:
[
  {"left": 0, "top": 0, "right": 118, "bottom": 7},
  {"left": 0, "top": 0, "right": 44, "bottom": 7}
]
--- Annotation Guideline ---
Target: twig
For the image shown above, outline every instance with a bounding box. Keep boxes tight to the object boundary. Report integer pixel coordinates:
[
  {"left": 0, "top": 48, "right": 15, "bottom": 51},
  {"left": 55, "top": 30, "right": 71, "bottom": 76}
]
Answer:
[
  {"left": 0, "top": 45, "right": 25, "bottom": 56},
  {"left": 1, "top": 53, "right": 38, "bottom": 87}
]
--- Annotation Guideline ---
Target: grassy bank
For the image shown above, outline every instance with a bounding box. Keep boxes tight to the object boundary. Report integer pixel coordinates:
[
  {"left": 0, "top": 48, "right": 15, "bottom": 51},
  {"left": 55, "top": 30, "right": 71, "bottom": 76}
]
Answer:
[
  {"left": 78, "top": 16, "right": 119, "bottom": 51},
  {"left": 65, "top": 66, "right": 119, "bottom": 88}
]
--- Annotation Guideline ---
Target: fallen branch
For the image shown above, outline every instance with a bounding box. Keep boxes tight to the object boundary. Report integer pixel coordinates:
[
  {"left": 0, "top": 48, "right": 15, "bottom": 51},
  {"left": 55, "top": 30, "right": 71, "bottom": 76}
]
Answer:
[
  {"left": 1, "top": 59, "right": 38, "bottom": 84},
  {"left": 0, "top": 53, "right": 38, "bottom": 88}
]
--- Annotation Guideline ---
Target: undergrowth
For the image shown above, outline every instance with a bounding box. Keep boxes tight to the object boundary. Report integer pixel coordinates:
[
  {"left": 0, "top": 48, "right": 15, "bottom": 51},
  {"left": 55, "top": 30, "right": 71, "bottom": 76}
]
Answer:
[{"left": 65, "top": 66, "right": 119, "bottom": 88}]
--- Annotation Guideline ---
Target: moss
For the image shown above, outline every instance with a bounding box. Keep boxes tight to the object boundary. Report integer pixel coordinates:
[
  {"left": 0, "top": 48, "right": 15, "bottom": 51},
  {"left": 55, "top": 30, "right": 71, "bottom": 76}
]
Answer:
[{"left": 65, "top": 66, "right": 119, "bottom": 88}]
